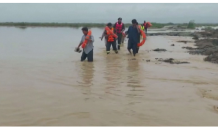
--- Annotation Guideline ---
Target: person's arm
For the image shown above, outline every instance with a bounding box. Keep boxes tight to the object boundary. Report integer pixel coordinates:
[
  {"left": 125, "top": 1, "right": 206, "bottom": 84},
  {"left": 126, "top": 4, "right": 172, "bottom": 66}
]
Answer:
[
  {"left": 100, "top": 30, "right": 106, "bottom": 41},
  {"left": 77, "top": 36, "right": 84, "bottom": 48},
  {"left": 122, "top": 23, "right": 125, "bottom": 32},
  {"left": 113, "top": 23, "right": 117, "bottom": 33},
  {"left": 125, "top": 26, "right": 130, "bottom": 35},
  {"left": 136, "top": 26, "right": 140, "bottom": 33}
]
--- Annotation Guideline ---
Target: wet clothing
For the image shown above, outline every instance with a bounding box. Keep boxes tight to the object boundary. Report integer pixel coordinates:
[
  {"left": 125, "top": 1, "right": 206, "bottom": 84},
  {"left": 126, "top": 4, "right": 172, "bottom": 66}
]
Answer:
[
  {"left": 81, "top": 49, "right": 93, "bottom": 62},
  {"left": 80, "top": 34, "right": 94, "bottom": 62},
  {"left": 136, "top": 47, "right": 139, "bottom": 53},
  {"left": 113, "top": 22, "right": 125, "bottom": 34},
  {"left": 126, "top": 25, "right": 140, "bottom": 56},
  {"left": 80, "top": 34, "right": 94, "bottom": 54},
  {"left": 143, "top": 23, "right": 148, "bottom": 34},
  {"left": 126, "top": 25, "right": 140, "bottom": 43},
  {"left": 114, "top": 22, "right": 125, "bottom": 50},
  {"left": 144, "top": 28, "right": 147, "bottom": 34},
  {"left": 101, "top": 29, "right": 117, "bottom": 54},
  {"left": 106, "top": 41, "right": 118, "bottom": 54}
]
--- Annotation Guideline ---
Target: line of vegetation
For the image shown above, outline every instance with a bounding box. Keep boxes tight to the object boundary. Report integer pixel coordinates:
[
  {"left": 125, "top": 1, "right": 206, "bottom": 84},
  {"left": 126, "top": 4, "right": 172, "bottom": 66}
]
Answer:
[{"left": 0, "top": 22, "right": 218, "bottom": 29}]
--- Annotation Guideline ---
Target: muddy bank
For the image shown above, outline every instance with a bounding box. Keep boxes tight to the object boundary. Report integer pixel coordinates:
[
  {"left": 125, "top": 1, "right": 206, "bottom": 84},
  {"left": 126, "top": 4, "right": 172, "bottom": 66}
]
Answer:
[
  {"left": 147, "top": 32, "right": 195, "bottom": 37},
  {"left": 181, "top": 29, "right": 218, "bottom": 64}
]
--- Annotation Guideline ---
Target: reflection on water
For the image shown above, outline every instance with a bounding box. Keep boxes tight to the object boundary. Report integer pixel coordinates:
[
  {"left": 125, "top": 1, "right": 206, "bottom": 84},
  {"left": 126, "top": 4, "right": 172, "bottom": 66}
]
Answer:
[
  {"left": 80, "top": 62, "right": 95, "bottom": 87},
  {"left": 102, "top": 55, "right": 123, "bottom": 97},
  {"left": 126, "top": 59, "right": 141, "bottom": 88},
  {"left": 76, "top": 62, "right": 95, "bottom": 98},
  {"left": 17, "top": 26, "right": 27, "bottom": 30}
]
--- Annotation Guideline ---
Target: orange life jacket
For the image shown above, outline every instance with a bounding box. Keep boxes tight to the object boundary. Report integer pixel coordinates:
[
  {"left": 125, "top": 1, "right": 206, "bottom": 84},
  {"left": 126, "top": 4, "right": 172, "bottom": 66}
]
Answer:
[
  {"left": 105, "top": 26, "right": 117, "bottom": 42},
  {"left": 144, "top": 22, "right": 152, "bottom": 28},
  {"left": 115, "top": 22, "right": 123, "bottom": 33},
  {"left": 137, "top": 25, "right": 146, "bottom": 47},
  {"left": 81, "top": 30, "right": 92, "bottom": 48}
]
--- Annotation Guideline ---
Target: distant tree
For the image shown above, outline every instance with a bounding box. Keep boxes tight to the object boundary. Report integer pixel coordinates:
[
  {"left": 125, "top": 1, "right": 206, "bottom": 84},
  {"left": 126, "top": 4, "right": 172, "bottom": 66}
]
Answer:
[
  {"left": 167, "top": 22, "right": 174, "bottom": 25},
  {"left": 187, "top": 20, "right": 195, "bottom": 29}
]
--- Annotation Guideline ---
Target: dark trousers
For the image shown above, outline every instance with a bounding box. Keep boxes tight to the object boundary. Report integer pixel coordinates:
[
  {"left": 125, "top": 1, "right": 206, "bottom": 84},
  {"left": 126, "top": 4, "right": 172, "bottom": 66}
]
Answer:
[
  {"left": 136, "top": 37, "right": 140, "bottom": 53},
  {"left": 127, "top": 40, "right": 137, "bottom": 56},
  {"left": 136, "top": 47, "right": 139, "bottom": 53},
  {"left": 117, "top": 33, "right": 122, "bottom": 50},
  {"left": 81, "top": 49, "right": 93, "bottom": 62},
  {"left": 145, "top": 28, "right": 147, "bottom": 34},
  {"left": 106, "top": 41, "right": 117, "bottom": 53}
]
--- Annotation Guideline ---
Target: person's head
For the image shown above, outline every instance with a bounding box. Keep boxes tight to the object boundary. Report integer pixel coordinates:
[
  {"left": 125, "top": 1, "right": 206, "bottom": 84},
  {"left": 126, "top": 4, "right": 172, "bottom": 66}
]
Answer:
[
  {"left": 118, "top": 17, "right": 122, "bottom": 23},
  {"left": 144, "top": 21, "right": 146, "bottom": 23},
  {"left": 132, "top": 19, "right": 137, "bottom": 26},
  {"left": 107, "top": 22, "right": 112, "bottom": 29},
  {"left": 82, "top": 27, "right": 88, "bottom": 35}
]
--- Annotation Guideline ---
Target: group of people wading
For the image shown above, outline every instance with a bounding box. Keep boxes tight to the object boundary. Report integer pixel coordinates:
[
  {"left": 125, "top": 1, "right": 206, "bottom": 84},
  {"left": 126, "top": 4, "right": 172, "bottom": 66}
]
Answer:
[{"left": 76, "top": 17, "right": 152, "bottom": 62}]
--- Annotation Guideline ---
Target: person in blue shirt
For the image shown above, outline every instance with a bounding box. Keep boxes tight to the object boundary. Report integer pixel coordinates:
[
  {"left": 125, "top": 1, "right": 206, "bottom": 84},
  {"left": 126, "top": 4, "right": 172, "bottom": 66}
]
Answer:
[{"left": 125, "top": 19, "right": 141, "bottom": 56}]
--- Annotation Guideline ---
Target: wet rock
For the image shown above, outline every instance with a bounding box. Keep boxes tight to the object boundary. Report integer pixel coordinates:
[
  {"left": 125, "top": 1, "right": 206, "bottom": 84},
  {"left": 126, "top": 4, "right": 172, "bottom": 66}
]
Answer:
[
  {"left": 163, "top": 58, "right": 174, "bottom": 63},
  {"left": 158, "top": 58, "right": 190, "bottom": 64},
  {"left": 153, "top": 48, "right": 167, "bottom": 52},
  {"left": 204, "top": 52, "right": 218, "bottom": 63},
  {"left": 171, "top": 44, "right": 175, "bottom": 46},
  {"left": 192, "top": 34, "right": 201, "bottom": 40},
  {"left": 177, "top": 40, "right": 188, "bottom": 43},
  {"left": 182, "top": 46, "right": 195, "bottom": 50}
]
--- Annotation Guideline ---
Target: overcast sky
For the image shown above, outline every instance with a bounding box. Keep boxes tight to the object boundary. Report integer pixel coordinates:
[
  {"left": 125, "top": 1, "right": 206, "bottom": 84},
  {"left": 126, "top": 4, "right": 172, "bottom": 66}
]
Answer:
[{"left": 0, "top": 3, "right": 217, "bottom": 23}]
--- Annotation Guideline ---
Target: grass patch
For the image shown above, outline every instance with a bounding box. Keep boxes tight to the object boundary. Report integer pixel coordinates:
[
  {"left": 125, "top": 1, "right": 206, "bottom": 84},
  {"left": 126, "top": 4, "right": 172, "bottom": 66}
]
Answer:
[{"left": 0, "top": 22, "right": 218, "bottom": 29}]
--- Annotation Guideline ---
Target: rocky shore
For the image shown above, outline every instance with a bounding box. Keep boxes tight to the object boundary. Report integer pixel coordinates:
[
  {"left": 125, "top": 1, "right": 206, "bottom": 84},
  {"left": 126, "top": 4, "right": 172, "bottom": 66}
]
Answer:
[{"left": 148, "top": 28, "right": 218, "bottom": 64}]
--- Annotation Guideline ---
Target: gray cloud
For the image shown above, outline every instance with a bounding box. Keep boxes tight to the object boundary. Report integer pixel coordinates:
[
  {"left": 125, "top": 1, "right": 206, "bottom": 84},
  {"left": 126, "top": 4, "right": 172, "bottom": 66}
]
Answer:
[{"left": 0, "top": 3, "right": 217, "bottom": 23}]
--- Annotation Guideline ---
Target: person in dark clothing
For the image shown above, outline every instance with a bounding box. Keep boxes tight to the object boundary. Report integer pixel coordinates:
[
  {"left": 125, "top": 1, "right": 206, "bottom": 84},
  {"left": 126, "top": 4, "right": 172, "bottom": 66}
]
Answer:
[
  {"left": 114, "top": 17, "right": 125, "bottom": 50},
  {"left": 126, "top": 19, "right": 141, "bottom": 56},
  {"left": 101, "top": 23, "right": 118, "bottom": 54}
]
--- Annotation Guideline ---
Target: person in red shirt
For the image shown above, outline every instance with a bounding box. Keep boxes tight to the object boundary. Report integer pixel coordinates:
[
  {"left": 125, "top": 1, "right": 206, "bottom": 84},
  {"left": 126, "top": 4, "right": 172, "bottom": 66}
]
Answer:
[
  {"left": 113, "top": 17, "right": 125, "bottom": 50},
  {"left": 143, "top": 21, "right": 148, "bottom": 34}
]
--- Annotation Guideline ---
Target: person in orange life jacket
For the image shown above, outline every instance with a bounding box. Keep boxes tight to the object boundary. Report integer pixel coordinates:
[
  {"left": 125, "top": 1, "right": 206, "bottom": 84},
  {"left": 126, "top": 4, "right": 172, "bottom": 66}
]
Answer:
[
  {"left": 100, "top": 23, "right": 108, "bottom": 47},
  {"left": 143, "top": 21, "right": 148, "bottom": 34},
  {"left": 77, "top": 27, "right": 94, "bottom": 62},
  {"left": 101, "top": 23, "right": 118, "bottom": 54},
  {"left": 113, "top": 17, "right": 125, "bottom": 50}
]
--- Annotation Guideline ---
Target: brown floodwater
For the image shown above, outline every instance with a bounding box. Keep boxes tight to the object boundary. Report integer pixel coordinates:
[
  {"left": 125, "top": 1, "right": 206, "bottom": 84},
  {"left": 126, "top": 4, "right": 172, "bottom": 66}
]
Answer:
[{"left": 0, "top": 27, "right": 218, "bottom": 126}]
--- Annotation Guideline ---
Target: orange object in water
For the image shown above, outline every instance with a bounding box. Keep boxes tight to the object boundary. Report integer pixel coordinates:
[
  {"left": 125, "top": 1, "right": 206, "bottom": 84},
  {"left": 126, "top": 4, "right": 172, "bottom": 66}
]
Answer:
[
  {"left": 107, "top": 28, "right": 115, "bottom": 42},
  {"left": 105, "top": 26, "right": 118, "bottom": 39},
  {"left": 137, "top": 25, "right": 146, "bottom": 47},
  {"left": 146, "top": 22, "right": 152, "bottom": 28},
  {"left": 81, "top": 30, "right": 92, "bottom": 48}
]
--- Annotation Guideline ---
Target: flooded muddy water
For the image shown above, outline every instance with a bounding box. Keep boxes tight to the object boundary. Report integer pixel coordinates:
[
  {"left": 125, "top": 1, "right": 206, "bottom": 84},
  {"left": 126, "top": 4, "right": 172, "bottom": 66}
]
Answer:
[{"left": 0, "top": 27, "right": 218, "bottom": 126}]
